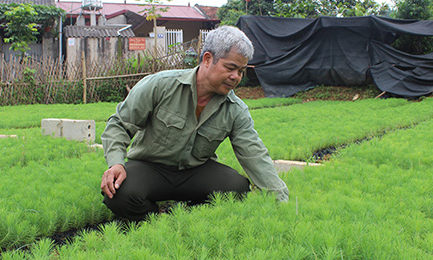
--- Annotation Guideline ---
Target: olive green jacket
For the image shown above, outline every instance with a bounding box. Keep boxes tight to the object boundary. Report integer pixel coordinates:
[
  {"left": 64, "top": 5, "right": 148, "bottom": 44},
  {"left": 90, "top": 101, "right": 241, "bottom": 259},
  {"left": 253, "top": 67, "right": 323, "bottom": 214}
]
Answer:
[{"left": 101, "top": 67, "right": 289, "bottom": 202}]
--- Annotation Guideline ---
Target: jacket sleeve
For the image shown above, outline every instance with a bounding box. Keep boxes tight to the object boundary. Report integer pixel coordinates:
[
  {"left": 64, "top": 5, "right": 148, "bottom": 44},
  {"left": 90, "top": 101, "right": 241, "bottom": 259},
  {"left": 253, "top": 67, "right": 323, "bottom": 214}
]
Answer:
[
  {"left": 229, "top": 108, "right": 289, "bottom": 202},
  {"left": 101, "top": 76, "right": 159, "bottom": 168}
]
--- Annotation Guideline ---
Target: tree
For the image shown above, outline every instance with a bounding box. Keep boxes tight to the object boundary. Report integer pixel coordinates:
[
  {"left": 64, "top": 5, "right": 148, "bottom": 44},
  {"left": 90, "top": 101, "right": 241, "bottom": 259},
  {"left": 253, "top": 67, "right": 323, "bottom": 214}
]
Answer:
[
  {"left": 0, "top": 3, "right": 65, "bottom": 58},
  {"left": 391, "top": 0, "right": 433, "bottom": 54},
  {"left": 273, "top": 0, "right": 389, "bottom": 18},
  {"left": 2, "top": 3, "right": 38, "bottom": 56},
  {"left": 217, "top": 0, "right": 275, "bottom": 25},
  {"left": 138, "top": 0, "right": 171, "bottom": 69},
  {"left": 218, "top": 0, "right": 390, "bottom": 25}
]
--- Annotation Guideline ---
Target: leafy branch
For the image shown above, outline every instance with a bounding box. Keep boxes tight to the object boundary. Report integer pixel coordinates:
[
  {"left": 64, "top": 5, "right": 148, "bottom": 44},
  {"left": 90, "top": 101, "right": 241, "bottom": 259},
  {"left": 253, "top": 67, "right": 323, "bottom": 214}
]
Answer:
[{"left": 0, "top": 3, "right": 66, "bottom": 56}]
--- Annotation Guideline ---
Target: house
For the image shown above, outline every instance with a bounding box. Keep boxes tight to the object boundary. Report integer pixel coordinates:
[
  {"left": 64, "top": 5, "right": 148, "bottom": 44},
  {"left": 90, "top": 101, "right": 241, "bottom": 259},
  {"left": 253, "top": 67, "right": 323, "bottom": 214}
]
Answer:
[
  {"left": 194, "top": 4, "right": 219, "bottom": 20},
  {"left": 0, "top": 0, "right": 59, "bottom": 61},
  {"left": 57, "top": 1, "right": 220, "bottom": 73},
  {"left": 57, "top": 2, "right": 220, "bottom": 43}
]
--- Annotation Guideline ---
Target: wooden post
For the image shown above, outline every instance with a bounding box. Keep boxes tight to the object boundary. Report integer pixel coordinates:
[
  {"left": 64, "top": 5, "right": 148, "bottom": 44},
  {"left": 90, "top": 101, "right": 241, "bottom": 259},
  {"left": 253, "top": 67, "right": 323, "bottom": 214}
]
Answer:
[
  {"left": 153, "top": 22, "right": 157, "bottom": 73},
  {"left": 198, "top": 30, "right": 203, "bottom": 57},
  {"left": 81, "top": 50, "right": 87, "bottom": 104}
]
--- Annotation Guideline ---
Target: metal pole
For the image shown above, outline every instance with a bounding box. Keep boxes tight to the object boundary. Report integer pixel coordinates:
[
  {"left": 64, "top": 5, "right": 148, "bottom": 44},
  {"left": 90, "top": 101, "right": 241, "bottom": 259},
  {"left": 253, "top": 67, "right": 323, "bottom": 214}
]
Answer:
[{"left": 82, "top": 50, "right": 87, "bottom": 104}]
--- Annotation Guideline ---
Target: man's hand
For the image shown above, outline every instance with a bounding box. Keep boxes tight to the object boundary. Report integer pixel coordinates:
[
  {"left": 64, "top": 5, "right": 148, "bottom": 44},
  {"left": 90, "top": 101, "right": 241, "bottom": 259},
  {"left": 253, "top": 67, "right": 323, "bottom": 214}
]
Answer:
[{"left": 101, "top": 164, "right": 127, "bottom": 199}]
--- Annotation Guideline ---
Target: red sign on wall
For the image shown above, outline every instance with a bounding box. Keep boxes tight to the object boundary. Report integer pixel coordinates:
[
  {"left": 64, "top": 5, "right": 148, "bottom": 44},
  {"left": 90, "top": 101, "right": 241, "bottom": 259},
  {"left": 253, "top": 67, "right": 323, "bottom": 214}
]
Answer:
[{"left": 129, "top": 38, "right": 146, "bottom": 51}]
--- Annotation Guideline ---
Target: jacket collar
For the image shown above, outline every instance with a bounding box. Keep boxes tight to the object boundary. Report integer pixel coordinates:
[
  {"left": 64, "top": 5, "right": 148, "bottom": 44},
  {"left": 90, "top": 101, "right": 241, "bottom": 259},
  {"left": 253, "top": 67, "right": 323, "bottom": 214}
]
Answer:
[{"left": 177, "top": 66, "right": 237, "bottom": 104}]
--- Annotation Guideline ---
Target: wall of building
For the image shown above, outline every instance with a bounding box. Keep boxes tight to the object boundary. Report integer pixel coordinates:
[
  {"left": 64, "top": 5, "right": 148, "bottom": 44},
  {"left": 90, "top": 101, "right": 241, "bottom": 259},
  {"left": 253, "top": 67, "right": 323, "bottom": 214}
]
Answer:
[
  {"left": 42, "top": 32, "right": 59, "bottom": 60},
  {"left": 106, "top": 15, "right": 127, "bottom": 25},
  {"left": 0, "top": 33, "right": 59, "bottom": 61},
  {"left": 66, "top": 36, "right": 126, "bottom": 78},
  {"left": 160, "top": 20, "right": 213, "bottom": 42}
]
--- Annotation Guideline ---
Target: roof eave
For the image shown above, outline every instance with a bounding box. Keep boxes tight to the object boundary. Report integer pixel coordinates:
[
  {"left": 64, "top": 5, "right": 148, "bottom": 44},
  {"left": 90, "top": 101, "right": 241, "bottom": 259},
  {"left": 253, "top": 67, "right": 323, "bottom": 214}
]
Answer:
[{"left": 158, "top": 18, "right": 220, "bottom": 22}]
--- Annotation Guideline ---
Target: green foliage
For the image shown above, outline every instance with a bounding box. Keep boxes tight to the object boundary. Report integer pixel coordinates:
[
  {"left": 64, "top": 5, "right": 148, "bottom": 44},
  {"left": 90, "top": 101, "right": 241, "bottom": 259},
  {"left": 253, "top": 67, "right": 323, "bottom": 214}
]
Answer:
[
  {"left": 0, "top": 103, "right": 116, "bottom": 129},
  {"left": 218, "top": 0, "right": 275, "bottom": 25},
  {"left": 21, "top": 67, "right": 46, "bottom": 103},
  {"left": 129, "top": 53, "right": 154, "bottom": 71},
  {"left": 138, "top": 0, "right": 172, "bottom": 66},
  {"left": 393, "top": 0, "right": 433, "bottom": 20},
  {"left": 243, "top": 97, "right": 302, "bottom": 109},
  {"left": 2, "top": 3, "right": 38, "bottom": 55},
  {"left": 217, "top": 98, "right": 433, "bottom": 172},
  {"left": 94, "top": 80, "right": 128, "bottom": 103},
  {"left": 391, "top": 0, "right": 433, "bottom": 54},
  {"left": 218, "top": 0, "right": 390, "bottom": 25},
  {"left": 0, "top": 3, "right": 65, "bottom": 56},
  {"left": 273, "top": 0, "right": 390, "bottom": 18},
  {"left": 0, "top": 130, "right": 111, "bottom": 250},
  {"left": 2, "top": 99, "right": 433, "bottom": 256},
  {"left": 273, "top": 0, "right": 321, "bottom": 18},
  {"left": 293, "top": 85, "right": 382, "bottom": 101},
  {"left": 218, "top": 6, "right": 247, "bottom": 26},
  {"left": 138, "top": 0, "right": 170, "bottom": 21},
  {"left": 0, "top": 3, "right": 66, "bottom": 32}
]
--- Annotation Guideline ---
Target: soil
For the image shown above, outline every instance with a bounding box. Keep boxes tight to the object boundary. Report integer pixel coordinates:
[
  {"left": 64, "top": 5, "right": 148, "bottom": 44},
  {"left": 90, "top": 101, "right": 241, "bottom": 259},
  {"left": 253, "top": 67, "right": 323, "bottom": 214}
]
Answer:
[
  {"left": 234, "top": 85, "right": 383, "bottom": 101},
  {"left": 234, "top": 86, "right": 266, "bottom": 99},
  {"left": 235, "top": 67, "right": 384, "bottom": 101}
]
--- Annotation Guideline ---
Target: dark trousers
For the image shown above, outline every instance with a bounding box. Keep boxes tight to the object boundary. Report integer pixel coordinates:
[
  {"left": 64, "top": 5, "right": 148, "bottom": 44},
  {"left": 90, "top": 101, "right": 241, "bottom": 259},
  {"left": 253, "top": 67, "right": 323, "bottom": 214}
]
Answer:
[{"left": 103, "top": 159, "right": 250, "bottom": 221}]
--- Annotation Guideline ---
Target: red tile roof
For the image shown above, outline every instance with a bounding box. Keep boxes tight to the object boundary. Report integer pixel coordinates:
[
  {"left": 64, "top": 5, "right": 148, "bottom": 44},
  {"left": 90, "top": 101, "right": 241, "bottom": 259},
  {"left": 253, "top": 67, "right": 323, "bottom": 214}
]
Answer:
[
  {"left": 195, "top": 5, "right": 219, "bottom": 20},
  {"left": 56, "top": 2, "right": 217, "bottom": 21}
]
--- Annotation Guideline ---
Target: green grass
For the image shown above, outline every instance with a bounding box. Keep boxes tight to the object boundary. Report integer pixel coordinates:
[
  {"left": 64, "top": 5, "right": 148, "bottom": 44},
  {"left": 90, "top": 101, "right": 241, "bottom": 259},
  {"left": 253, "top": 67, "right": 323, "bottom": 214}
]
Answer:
[
  {"left": 0, "top": 130, "right": 111, "bottom": 250},
  {"left": 0, "top": 97, "right": 302, "bottom": 251},
  {"left": 217, "top": 98, "right": 433, "bottom": 173},
  {"left": 0, "top": 103, "right": 117, "bottom": 129},
  {"left": 1, "top": 98, "right": 433, "bottom": 258},
  {"left": 243, "top": 98, "right": 302, "bottom": 109}
]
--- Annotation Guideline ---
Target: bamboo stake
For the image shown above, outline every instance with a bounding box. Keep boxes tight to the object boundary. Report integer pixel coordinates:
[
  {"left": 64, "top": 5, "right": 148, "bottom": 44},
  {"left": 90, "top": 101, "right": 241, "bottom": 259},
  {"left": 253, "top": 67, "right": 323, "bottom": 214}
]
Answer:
[
  {"left": 375, "top": 91, "right": 386, "bottom": 99},
  {"left": 86, "top": 72, "right": 150, "bottom": 81}
]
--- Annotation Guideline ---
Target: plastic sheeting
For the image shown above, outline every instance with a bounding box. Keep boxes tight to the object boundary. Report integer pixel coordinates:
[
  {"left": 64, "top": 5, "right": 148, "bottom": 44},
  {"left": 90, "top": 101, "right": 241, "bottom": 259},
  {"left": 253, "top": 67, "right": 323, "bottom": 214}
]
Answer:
[{"left": 237, "top": 15, "right": 433, "bottom": 97}]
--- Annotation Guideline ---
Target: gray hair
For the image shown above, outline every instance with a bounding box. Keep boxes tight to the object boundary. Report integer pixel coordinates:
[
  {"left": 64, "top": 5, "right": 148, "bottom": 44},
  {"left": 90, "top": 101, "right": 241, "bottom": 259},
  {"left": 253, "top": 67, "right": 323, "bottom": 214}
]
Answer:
[{"left": 199, "top": 25, "right": 254, "bottom": 63}]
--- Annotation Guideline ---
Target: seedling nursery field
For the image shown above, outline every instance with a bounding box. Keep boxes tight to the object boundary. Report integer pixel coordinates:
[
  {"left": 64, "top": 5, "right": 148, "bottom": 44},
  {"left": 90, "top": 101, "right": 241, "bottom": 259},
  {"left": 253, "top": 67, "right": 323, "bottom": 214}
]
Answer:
[{"left": 1, "top": 97, "right": 433, "bottom": 259}]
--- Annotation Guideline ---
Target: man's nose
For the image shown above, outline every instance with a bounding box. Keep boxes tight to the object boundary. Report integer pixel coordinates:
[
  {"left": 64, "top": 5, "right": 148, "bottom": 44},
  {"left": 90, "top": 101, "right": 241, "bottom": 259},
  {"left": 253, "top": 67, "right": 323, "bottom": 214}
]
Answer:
[{"left": 229, "top": 70, "right": 242, "bottom": 81}]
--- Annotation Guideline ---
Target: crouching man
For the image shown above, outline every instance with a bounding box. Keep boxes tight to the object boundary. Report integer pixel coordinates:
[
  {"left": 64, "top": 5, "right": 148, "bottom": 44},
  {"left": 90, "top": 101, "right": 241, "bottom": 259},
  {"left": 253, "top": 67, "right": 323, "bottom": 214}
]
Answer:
[{"left": 100, "top": 25, "right": 288, "bottom": 221}]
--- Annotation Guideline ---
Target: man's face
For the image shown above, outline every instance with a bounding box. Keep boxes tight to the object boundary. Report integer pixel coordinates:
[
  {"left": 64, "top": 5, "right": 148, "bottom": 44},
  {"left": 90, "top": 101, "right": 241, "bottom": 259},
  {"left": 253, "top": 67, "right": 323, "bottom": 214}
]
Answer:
[{"left": 204, "top": 49, "right": 249, "bottom": 96}]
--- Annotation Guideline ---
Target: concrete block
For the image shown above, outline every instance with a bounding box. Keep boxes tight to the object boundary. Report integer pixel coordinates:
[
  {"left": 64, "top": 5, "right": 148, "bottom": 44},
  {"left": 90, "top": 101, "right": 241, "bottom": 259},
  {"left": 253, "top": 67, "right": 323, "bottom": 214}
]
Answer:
[
  {"left": 41, "top": 118, "right": 95, "bottom": 142},
  {"left": 0, "top": 135, "right": 18, "bottom": 138},
  {"left": 41, "top": 118, "right": 62, "bottom": 138},
  {"left": 274, "top": 160, "right": 322, "bottom": 173}
]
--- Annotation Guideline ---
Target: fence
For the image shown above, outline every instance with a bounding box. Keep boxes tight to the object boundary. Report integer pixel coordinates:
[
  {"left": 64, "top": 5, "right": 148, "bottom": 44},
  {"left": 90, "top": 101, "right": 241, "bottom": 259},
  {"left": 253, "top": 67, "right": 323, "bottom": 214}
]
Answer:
[
  {"left": 199, "top": 29, "right": 210, "bottom": 50},
  {"left": 0, "top": 40, "right": 201, "bottom": 106},
  {"left": 165, "top": 29, "right": 183, "bottom": 52}
]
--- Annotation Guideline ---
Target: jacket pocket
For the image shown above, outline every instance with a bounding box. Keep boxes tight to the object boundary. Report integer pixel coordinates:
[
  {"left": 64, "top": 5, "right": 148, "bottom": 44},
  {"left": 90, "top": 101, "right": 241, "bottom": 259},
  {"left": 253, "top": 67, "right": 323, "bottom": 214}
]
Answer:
[
  {"left": 192, "top": 124, "right": 228, "bottom": 160},
  {"left": 154, "top": 108, "right": 186, "bottom": 147}
]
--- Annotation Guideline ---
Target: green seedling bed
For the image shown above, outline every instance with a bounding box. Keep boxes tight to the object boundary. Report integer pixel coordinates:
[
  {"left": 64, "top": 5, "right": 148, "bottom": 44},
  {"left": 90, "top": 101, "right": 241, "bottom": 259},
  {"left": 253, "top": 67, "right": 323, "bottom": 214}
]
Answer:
[{"left": 1, "top": 97, "right": 433, "bottom": 258}]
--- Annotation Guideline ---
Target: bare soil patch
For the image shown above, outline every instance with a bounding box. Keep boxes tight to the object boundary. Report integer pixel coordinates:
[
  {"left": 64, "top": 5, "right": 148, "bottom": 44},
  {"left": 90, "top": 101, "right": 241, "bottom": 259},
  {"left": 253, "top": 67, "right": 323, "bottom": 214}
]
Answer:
[
  {"left": 235, "top": 85, "right": 383, "bottom": 101},
  {"left": 234, "top": 86, "right": 266, "bottom": 100}
]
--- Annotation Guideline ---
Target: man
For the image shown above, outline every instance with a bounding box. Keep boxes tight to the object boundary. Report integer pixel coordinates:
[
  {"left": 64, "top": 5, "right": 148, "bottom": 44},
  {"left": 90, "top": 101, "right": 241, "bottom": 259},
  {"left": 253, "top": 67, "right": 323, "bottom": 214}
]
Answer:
[{"left": 101, "top": 26, "right": 288, "bottom": 221}]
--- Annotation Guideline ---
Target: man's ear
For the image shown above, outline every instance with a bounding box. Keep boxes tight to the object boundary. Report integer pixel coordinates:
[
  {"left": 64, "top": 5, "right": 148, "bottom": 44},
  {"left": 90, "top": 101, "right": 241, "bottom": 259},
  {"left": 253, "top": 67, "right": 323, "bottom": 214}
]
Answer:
[{"left": 202, "top": 51, "right": 213, "bottom": 67}]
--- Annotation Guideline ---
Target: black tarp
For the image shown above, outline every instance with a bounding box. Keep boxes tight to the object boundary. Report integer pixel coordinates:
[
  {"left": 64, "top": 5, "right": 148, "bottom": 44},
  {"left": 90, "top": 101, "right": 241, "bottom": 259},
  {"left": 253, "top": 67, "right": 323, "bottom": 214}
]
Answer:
[{"left": 236, "top": 15, "right": 433, "bottom": 97}]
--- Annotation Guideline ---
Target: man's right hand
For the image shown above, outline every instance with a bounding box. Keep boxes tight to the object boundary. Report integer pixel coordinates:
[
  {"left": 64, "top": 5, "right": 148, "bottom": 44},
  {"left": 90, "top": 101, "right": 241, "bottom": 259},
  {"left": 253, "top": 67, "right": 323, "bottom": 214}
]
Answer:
[{"left": 101, "top": 164, "right": 127, "bottom": 199}]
